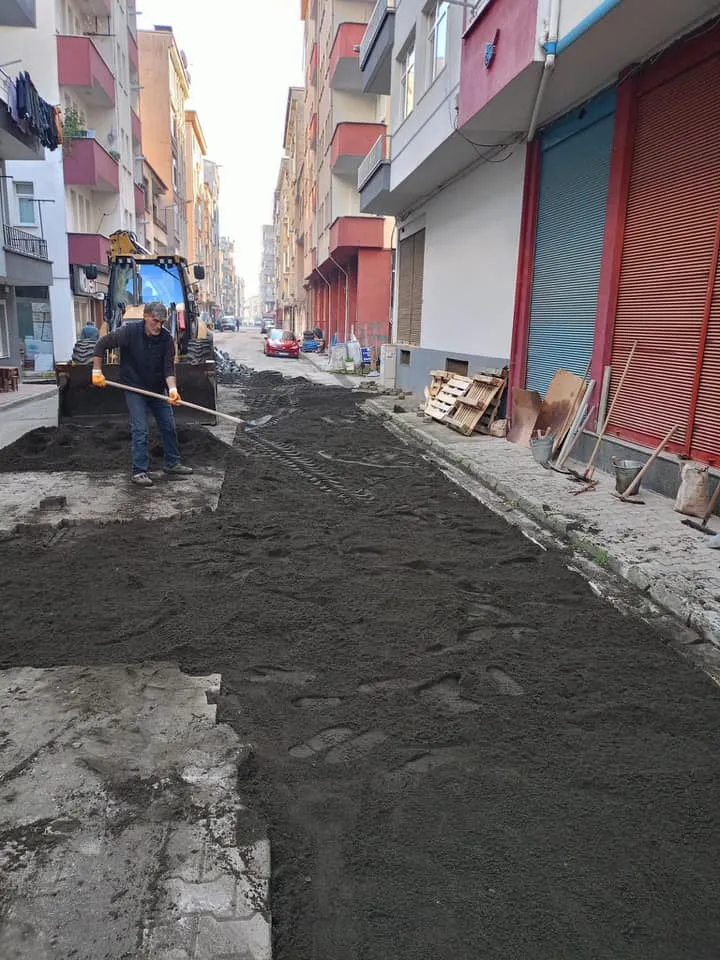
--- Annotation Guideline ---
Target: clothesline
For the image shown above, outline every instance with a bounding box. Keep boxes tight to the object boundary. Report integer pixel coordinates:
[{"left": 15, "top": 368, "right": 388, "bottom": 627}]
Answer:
[{"left": 4, "top": 70, "right": 61, "bottom": 152}]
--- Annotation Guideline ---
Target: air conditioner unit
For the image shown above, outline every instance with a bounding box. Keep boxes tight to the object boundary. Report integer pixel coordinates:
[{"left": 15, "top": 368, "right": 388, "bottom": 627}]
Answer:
[{"left": 379, "top": 343, "right": 397, "bottom": 388}]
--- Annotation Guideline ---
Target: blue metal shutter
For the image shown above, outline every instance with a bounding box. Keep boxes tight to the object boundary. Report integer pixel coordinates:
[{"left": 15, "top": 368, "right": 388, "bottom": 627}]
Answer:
[{"left": 525, "top": 91, "right": 616, "bottom": 395}]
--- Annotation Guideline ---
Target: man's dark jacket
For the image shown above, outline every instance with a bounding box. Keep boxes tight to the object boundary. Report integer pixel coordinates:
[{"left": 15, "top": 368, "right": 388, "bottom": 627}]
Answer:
[{"left": 94, "top": 321, "right": 174, "bottom": 393}]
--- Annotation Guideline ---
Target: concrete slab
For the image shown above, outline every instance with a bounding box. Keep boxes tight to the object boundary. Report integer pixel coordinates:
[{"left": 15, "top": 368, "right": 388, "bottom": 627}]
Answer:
[
  {"left": 0, "top": 662, "right": 270, "bottom": 960},
  {"left": 0, "top": 467, "right": 226, "bottom": 536}
]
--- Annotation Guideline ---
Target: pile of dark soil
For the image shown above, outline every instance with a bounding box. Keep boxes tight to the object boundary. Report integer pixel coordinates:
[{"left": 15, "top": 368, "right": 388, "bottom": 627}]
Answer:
[
  {"left": 2, "top": 370, "right": 720, "bottom": 960},
  {"left": 0, "top": 421, "right": 228, "bottom": 473}
]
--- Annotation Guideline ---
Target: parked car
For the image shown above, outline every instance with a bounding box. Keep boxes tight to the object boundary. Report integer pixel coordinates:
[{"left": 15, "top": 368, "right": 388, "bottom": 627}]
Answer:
[
  {"left": 220, "top": 317, "right": 237, "bottom": 332},
  {"left": 264, "top": 328, "right": 300, "bottom": 359},
  {"left": 261, "top": 319, "right": 274, "bottom": 336}
]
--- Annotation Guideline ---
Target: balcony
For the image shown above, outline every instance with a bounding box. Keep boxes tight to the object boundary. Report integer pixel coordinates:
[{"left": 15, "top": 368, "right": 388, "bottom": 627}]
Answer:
[
  {"left": 331, "top": 122, "right": 386, "bottom": 179},
  {"left": 76, "top": 0, "right": 111, "bottom": 13},
  {"left": 308, "top": 112, "right": 318, "bottom": 149},
  {"left": 134, "top": 182, "right": 145, "bottom": 213},
  {"left": 127, "top": 27, "right": 139, "bottom": 73},
  {"left": 131, "top": 107, "right": 141, "bottom": 144},
  {"left": 63, "top": 137, "right": 120, "bottom": 193},
  {"left": 358, "top": 134, "right": 392, "bottom": 215},
  {"left": 359, "top": 0, "right": 395, "bottom": 95},
  {"left": 68, "top": 233, "right": 110, "bottom": 268},
  {"left": 3, "top": 224, "right": 52, "bottom": 286},
  {"left": 329, "top": 23, "right": 366, "bottom": 92},
  {"left": 0, "top": 95, "right": 43, "bottom": 161},
  {"left": 57, "top": 35, "right": 115, "bottom": 109},
  {"left": 330, "top": 216, "right": 384, "bottom": 257},
  {"left": 0, "top": 0, "right": 36, "bottom": 27}
]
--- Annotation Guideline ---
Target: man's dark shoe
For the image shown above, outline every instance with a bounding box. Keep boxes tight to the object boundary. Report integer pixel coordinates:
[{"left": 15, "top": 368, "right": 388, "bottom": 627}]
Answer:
[
  {"left": 164, "top": 463, "right": 193, "bottom": 477},
  {"left": 132, "top": 472, "right": 153, "bottom": 487}
]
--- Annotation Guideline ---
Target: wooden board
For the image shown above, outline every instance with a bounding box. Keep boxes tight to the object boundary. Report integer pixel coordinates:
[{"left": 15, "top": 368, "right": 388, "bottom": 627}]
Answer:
[
  {"left": 507, "top": 388, "right": 542, "bottom": 446},
  {"left": 428, "top": 369, "right": 453, "bottom": 399},
  {"left": 445, "top": 374, "right": 506, "bottom": 437},
  {"left": 534, "top": 369, "right": 584, "bottom": 438},
  {"left": 425, "top": 374, "right": 472, "bottom": 421}
]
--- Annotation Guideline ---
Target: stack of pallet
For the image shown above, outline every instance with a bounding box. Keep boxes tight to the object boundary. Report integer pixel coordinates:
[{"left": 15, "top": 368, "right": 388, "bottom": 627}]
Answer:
[
  {"left": 0, "top": 366, "right": 19, "bottom": 393},
  {"left": 424, "top": 369, "right": 507, "bottom": 436}
]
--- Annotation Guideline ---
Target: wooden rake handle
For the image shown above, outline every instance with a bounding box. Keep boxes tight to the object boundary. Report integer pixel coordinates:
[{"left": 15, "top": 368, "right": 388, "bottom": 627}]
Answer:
[{"left": 104, "top": 380, "right": 247, "bottom": 427}]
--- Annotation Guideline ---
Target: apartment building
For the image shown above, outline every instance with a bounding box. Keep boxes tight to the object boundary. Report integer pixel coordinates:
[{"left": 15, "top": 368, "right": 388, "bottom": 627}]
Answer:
[
  {"left": 0, "top": 2, "right": 58, "bottom": 375},
  {"left": 138, "top": 25, "right": 190, "bottom": 259},
  {"left": 360, "top": 0, "right": 720, "bottom": 489},
  {"left": 275, "top": 86, "right": 306, "bottom": 335},
  {"left": 203, "top": 160, "right": 221, "bottom": 318},
  {"left": 220, "top": 236, "right": 239, "bottom": 317},
  {"left": 301, "top": 0, "right": 393, "bottom": 348},
  {"left": 4, "top": 0, "right": 141, "bottom": 360},
  {"left": 259, "top": 224, "right": 276, "bottom": 318},
  {"left": 138, "top": 157, "right": 169, "bottom": 254}
]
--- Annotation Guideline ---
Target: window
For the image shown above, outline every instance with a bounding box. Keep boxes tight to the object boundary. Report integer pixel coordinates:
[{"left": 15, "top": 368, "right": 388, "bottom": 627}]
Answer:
[
  {"left": 14, "top": 182, "right": 36, "bottom": 227},
  {"left": 428, "top": 1, "right": 449, "bottom": 82},
  {"left": 400, "top": 46, "right": 415, "bottom": 120},
  {"left": 0, "top": 301, "right": 8, "bottom": 358}
]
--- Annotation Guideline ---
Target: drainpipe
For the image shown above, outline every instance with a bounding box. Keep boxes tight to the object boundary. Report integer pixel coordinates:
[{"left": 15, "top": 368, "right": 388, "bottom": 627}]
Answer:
[
  {"left": 527, "top": 0, "right": 562, "bottom": 141},
  {"left": 315, "top": 264, "right": 332, "bottom": 339},
  {"left": 329, "top": 254, "right": 350, "bottom": 343}
]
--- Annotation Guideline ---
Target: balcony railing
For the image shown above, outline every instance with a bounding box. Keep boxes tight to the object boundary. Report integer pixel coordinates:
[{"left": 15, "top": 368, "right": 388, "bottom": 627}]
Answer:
[
  {"left": 3, "top": 224, "right": 48, "bottom": 259},
  {"left": 358, "top": 134, "right": 390, "bottom": 190},
  {"left": 360, "top": 0, "right": 395, "bottom": 67}
]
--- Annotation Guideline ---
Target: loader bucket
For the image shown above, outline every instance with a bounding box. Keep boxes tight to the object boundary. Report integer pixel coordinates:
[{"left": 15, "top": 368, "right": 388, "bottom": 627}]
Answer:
[{"left": 56, "top": 361, "right": 217, "bottom": 426}]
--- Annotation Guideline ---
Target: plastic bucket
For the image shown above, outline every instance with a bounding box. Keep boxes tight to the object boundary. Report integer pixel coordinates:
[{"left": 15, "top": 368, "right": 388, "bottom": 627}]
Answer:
[
  {"left": 613, "top": 458, "right": 643, "bottom": 495},
  {"left": 530, "top": 434, "right": 555, "bottom": 465}
]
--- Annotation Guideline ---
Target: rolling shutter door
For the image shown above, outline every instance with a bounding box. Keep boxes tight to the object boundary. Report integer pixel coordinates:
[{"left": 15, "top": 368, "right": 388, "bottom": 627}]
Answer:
[
  {"left": 396, "top": 229, "right": 425, "bottom": 346},
  {"left": 608, "top": 51, "right": 720, "bottom": 461},
  {"left": 526, "top": 97, "right": 615, "bottom": 395}
]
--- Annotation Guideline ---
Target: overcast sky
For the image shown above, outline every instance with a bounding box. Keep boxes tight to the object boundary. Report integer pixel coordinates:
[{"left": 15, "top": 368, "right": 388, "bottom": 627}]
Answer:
[{"left": 137, "top": 0, "right": 304, "bottom": 296}]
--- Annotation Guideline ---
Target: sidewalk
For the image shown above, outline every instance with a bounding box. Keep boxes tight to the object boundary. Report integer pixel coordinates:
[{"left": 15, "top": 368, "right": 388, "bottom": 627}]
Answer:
[
  {"left": 366, "top": 395, "right": 720, "bottom": 649},
  {"left": 0, "top": 381, "right": 56, "bottom": 412}
]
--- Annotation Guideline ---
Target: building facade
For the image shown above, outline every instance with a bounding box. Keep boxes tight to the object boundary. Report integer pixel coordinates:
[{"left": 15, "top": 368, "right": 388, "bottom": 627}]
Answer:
[
  {"left": 138, "top": 25, "right": 190, "bottom": 259},
  {"left": 0, "top": 2, "right": 57, "bottom": 375},
  {"left": 259, "top": 224, "right": 276, "bottom": 318},
  {"left": 138, "top": 157, "right": 169, "bottom": 254},
  {"left": 220, "top": 235, "right": 239, "bottom": 317},
  {"left": 301, "top": 0, "right": 393, "bottom": 348},
  {"left": 275, "top": 87, "right": 306, "bottom": 335},
  {"left": 203, "top": 160, "right": 221, "bottom": 318},
  {"left": 359, "top": 0, "right": 720, "bottom": 490}
]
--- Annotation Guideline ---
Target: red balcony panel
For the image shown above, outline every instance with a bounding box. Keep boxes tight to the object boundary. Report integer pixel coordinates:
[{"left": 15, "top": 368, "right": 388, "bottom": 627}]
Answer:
[
  {"left": 63, "top": 137, "right": 120, "bottom": 193},
  {"left": 308, "top": 112, "right": 318, "bottom": 147},
  {"left": 57, "top": 35, "right": 115, "bottom": 108},
  {"left": 330, "top": 216, "right": 384, "bottom": 255},
  {"left": 127, "top": 27, "right": 138, "bottom": 72},
  {"left": 131, "top": 107, "right": 141, "bottom": 143},
  {"left": 134, "top": 182, "right": 145, "bottom": 213},
  {"left": 458, "top": 0, "right": 537, "bottom": 130},
  {"left": 68, "top": 232, "right": 110, "bottom": 267},
  {"left": 329, "top": 22, "right": 366, "bottom": 89},
  {"left": 331, "top": 122, "right": 386, "bottom": 177}
]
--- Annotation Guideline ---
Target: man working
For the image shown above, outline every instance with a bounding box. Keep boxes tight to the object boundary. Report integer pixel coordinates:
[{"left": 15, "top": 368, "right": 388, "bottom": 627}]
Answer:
[{"left": 91, "top": 300, "right": 193, "bottom": 488}]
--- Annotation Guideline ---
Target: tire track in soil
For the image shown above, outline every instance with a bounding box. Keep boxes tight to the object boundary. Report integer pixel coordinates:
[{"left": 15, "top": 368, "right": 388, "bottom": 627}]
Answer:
[{"left": 2, "top": 371, "right": 720, "bottom": 960}]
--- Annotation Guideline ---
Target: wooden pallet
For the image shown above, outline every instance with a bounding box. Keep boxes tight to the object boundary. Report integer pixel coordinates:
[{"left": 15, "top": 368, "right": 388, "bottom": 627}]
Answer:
[
  {"left": 445, "top": 373, "right": 506, "bottom": 436},
  {"left": 0, "top": 366, "right": 19, "bottom": 393},
  {"left": 428, "top": 369, "right": 453, "bottom": 400},
  {"left": 425, "top": 374, "right": 472, "bottom": 421}
]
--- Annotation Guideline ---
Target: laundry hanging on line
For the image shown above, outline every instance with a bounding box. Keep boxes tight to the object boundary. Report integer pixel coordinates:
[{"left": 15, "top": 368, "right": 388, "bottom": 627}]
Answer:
[{"left": 5, "top": 71, "right": 61, "bottom": 151}]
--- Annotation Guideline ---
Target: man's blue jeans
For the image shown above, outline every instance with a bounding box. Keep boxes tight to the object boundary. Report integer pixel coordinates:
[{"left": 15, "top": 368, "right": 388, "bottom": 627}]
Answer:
[{"left": 125, "top": 392, "right": 180, "bottom": 475}]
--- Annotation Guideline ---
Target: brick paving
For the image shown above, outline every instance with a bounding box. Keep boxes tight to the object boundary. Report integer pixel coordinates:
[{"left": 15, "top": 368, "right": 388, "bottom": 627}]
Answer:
[{"left": 366, "top": 395, "right": 720, "bottom": 649}]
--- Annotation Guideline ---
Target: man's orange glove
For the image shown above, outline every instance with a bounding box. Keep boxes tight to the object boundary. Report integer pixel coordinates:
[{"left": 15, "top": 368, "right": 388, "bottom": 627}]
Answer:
[
  {"left": 92, "top": 369, "right": 107, "bottom": 388},
  {"left": 168, "top": 387, "right": 181, "bottom": 406}
]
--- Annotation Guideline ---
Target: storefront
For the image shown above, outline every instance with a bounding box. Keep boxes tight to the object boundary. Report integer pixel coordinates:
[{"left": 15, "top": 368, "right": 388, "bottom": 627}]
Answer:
[
  {"left": 523, "top": 89, "right": 616, "bottom": 395},
  {"left": 15, "top": 285, "right": 53, "bottom": 379},
  {"left": 603, "top": 25, "right": 720, "bottom": 464}
]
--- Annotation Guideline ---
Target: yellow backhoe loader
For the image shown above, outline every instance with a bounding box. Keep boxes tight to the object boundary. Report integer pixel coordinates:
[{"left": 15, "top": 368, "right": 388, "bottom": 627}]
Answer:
[{"left": 55, "top": 230, "right": 217, "bottom": 424}]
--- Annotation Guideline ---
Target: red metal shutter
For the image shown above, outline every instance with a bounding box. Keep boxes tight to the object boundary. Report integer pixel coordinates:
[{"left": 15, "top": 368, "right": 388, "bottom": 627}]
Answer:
[{"left": 608, "top": 51, "right": 720, "bottom": 461}]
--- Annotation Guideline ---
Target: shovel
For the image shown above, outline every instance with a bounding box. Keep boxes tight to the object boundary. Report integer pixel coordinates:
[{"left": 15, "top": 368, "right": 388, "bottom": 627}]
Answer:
[{"left": 104, "top": 380, "right": 272, "bottom": 431}]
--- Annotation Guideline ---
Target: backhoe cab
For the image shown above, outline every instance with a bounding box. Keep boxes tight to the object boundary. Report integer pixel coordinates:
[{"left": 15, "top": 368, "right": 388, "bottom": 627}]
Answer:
[{"left": 56, "top": 230, "right": 216, "bottom": 425}]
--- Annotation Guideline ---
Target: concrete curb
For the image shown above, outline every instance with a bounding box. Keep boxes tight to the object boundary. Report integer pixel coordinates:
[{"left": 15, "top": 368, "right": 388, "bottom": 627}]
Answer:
[
  {"left": 365, "top": 398, "right": 720, "bottom": 650},
  {"left": 0, "top": 387, "right": 56, "bottom": 415}
]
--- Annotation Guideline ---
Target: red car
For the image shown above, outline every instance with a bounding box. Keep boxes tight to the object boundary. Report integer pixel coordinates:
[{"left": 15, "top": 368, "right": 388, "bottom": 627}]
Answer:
[{"left": 264, "top": 328, "right": 300, "bottom": 359}]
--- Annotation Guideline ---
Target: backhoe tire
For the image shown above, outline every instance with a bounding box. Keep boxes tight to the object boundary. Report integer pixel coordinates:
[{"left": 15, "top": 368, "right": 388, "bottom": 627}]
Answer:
[
  {"left": 186, "top": 337, "right": 214, "bottom": 364},
  {"left": 71, "top": 339, "right": 97, "bottom": 365}
]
